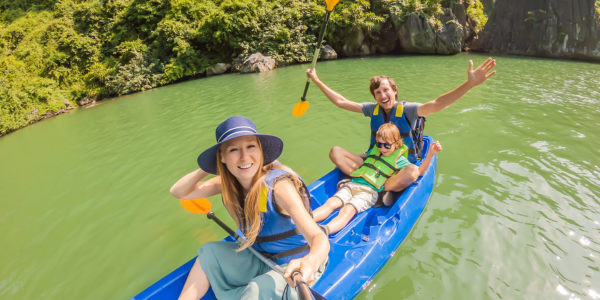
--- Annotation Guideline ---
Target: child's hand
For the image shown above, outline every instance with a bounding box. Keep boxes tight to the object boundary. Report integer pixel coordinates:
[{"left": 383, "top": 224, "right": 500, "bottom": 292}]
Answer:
[{"left": 429, "top": 141, "right": 442, "bottom": 155}]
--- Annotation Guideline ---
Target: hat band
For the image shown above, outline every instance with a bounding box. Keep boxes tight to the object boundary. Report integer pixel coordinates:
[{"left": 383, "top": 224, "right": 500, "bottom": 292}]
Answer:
[{"left": 218, "top": 126, "right": 258, "bottom": 143}]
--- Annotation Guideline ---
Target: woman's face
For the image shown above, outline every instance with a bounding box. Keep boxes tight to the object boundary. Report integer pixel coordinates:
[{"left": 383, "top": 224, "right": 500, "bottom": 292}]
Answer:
[{"left": 220, "top": 136, "right": 262, "bottom": 186}]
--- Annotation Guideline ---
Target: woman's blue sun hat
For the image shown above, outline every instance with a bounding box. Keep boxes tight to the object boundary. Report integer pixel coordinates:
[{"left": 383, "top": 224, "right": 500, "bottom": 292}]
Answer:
[{"left": 197, "top": 116, "right": 284, "bottom": 175}]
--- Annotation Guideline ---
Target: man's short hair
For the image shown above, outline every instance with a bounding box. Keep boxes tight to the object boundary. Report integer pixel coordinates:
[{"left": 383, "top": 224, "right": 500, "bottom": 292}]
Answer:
[
  {"left": 369, "top": 76, "right": 398, "bottom": 98},
  {"left": 376, "top": 123, "right": 401, "bottom": 146}
]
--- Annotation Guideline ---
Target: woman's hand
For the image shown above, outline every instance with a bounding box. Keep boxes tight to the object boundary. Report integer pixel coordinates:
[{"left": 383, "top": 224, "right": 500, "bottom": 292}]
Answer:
[
  {"left": 429, "top": 141, "right": 442, "bottom": 155},
  {"left": 467, "top": 58, "right": 496, "bottom": 87},
  {"left": 283, "top": 256, "right": 318, "bottom": 288},
  {"left": 306, "top": 68, "right": 319, "bottom": 82}
]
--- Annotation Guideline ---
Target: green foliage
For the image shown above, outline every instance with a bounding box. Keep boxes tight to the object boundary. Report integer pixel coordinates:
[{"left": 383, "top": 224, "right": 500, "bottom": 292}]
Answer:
[
  {"left": 596, "top": 1, "right": 600, "bottom": 24},
  {"left": 104, "top": 51, "right": 163, "bottom": 95},
  {"left": 383, "top": 0, "right": 443, "bottom": 23},
  {"left": 0, "top": 0, "right": 489, "bottom": 135},
  {"left": 465, "top": 0, "right": 488, "bottom": 32}
]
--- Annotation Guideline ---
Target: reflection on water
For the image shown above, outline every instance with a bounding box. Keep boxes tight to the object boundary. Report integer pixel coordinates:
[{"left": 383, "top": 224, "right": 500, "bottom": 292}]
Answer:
[{"left": 0, "top": 53, "right": 599, "bottom": 300}]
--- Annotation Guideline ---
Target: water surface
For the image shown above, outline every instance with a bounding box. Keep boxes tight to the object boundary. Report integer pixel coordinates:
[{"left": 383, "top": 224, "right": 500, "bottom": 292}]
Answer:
[{"left": 1, "top": 53, "right": 599, "bottom": 299}]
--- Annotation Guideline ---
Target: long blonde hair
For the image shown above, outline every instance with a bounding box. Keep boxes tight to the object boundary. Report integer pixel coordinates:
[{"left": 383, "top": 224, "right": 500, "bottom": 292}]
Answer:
[{"left": 216, "top": 138, "right": 304, "bottom": 251}]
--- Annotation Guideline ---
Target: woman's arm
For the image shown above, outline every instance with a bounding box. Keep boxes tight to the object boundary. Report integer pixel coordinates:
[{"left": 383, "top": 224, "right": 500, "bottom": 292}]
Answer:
[
  {"left": 170, "top": 168, "right": 222, "bottom": 200},
  {"left": 418, "top": 141, "right": 442, "bottom": 176},
  {"left": 273, "top": 179, "right": 330, "bottom": 286},
  {"left": 306, "top": 69, "right": 363, "bottom": 113}
]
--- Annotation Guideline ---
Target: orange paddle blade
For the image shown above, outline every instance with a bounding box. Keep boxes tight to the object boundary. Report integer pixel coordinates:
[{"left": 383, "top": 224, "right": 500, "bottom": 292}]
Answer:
[
  {"left": 325, "top": 0, "right": 339, "bottom": 11},
  {"left": 292, "top": 101, "right": 309, "bottom": 117},
  {"left": 180, "top": 198, "right": 212, "bottom": 214}
]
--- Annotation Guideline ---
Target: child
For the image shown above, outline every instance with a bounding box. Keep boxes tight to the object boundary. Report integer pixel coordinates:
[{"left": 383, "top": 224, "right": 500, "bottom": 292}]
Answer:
[{"left": 313, "top": 123, "right": 442, "bottom": 235}]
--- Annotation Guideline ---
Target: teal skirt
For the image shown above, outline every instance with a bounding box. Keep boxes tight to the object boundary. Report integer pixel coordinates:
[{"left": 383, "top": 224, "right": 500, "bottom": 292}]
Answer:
[{"left": 198, "top": 241, "right": 327, "bottom": 300}]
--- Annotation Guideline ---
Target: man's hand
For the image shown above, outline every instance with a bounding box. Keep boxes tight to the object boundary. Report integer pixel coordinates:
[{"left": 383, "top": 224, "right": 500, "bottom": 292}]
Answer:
[
  {"left": 306, "top": 69, "right": 319, "bottom": 82},
  {"left": 467, "top": 58, "right": 496, "bottom": 87},
  {"left": 429, "top": 141, "right": 442, "bottom": 155}
]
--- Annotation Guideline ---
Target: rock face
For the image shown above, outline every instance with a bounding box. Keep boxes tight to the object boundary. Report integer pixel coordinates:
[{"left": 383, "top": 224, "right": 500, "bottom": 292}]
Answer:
[
  {"left": 396, "top": 13, "right": 437, "bottom": 54},
  {"left": 471, "top": 0, "right": 600, "bottom": 61},
  {"left": 341, "top": 26, "right": 365, "bottom": 57},
  {"left": 395, "top": 10, "right": 464, "bottom": 54},
  {"left": 231, "top": 54, "right": 247, "bottom": 73},
  {"left": 435, "top": 9, "right": 465, "bottom": 54},
  {"left": 320, "top": 45, "right": 337, "bottom": 60},
  {"left": 207, "top": 63, "right": 231, "bottom": 76},
  {"left": 238, "top": 53, "right": 276, "bottom": 74},
  {"left": 372, "top": 20, "right": 400, "bottom": 54}
]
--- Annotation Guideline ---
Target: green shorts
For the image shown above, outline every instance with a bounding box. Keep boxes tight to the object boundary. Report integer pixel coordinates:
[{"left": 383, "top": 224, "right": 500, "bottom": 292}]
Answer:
[{"left": 198, "top": 241, "right": 328, "bottom": 300}]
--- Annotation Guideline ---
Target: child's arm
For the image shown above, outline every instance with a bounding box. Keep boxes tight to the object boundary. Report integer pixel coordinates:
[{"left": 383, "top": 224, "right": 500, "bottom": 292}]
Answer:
[{"left": 418, "top": 141, "right": 442, "bottom": 176}]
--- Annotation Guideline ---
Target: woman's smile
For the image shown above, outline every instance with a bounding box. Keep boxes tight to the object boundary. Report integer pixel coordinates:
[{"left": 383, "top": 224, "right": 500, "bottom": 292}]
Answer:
[{"left": 238, "top": 163, "right": 253, "bottom": 170}]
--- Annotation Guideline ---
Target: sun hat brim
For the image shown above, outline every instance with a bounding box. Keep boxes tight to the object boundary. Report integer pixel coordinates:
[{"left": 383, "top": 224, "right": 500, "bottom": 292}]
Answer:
[{"left": 197, "top": 133, "right": 283, "bottom": 175}]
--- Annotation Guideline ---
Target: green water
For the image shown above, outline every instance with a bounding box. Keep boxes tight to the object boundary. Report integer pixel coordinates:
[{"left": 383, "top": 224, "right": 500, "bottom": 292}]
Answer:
[{"left": 1, "top": 53, "right": 599, "bottom": 300}]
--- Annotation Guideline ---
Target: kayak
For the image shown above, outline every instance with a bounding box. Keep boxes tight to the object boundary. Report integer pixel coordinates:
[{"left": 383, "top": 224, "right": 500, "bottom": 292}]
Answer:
[{"left": 131, "top": 136, "right": 436, "bottom": 300}]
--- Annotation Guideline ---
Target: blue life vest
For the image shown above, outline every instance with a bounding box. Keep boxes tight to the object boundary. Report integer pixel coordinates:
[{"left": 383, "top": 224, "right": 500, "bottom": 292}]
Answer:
[
  {"left": 370, "top": 101, "right": 418, "bottom": 163},
  {"left": 250, "top": 166, "right": 312, "bottom": 264}
]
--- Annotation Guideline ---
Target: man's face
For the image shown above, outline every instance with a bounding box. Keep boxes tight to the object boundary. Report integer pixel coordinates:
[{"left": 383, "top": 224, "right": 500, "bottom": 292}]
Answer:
[{"left": 373, "top": 80, "right": 397, "bottom": 111}]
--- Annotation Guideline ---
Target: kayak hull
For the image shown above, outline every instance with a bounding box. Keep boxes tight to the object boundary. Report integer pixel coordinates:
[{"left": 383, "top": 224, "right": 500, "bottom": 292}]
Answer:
[{"left": 132, "top": 136, "right": 436, "bottom": 300}]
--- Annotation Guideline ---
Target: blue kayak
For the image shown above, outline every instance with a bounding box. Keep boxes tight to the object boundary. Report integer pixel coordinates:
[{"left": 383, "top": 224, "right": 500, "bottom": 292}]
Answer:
[{"left": 132, "top": 136, "right": 436, "bottom": 300}]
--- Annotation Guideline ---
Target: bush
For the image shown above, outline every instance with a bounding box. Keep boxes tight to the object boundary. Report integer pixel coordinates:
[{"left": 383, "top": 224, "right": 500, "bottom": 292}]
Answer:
[{"left": 0, "top": 0, "right": 488, "bottom": 135}]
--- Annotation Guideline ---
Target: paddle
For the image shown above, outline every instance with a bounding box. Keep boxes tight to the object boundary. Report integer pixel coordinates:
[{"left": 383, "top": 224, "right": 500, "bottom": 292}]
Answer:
[
  {"left": 293, "top": 0, "right": 340, "bottom": 117},
  {"left": 180, "top": 198, "right": 327, "bottom": 300}
]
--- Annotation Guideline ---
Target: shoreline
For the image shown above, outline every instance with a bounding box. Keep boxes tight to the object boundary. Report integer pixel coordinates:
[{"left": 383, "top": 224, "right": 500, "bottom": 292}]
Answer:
[{"left": 2, "top": 51, "right": 597, "bottom": 139}]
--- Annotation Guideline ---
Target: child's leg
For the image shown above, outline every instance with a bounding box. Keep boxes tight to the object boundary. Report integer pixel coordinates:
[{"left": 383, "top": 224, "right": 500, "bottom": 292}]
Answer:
[
  {"left": 313, "top": 197, "right": 344, "bottom": 222},
  {"left": 325, "top": 204, "right": 358, "bottom": 234}
]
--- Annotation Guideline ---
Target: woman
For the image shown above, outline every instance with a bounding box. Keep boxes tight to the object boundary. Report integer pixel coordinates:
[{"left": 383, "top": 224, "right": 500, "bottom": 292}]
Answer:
[{"left": 170, "top": 116, "right": 329, "bottom": 300}]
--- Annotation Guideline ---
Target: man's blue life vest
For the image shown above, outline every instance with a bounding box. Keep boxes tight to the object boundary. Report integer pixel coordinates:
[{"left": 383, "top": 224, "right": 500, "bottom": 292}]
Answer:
[
  {"left": 370, "top": 101, "right": 418, "bottom": 163},
  {"left": 225, "top": 164, "right": 312, "bottom": 264}
]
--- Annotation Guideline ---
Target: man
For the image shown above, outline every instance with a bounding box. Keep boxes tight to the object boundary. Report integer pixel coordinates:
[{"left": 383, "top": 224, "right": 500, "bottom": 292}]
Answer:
[{"left": 305, "top": 58, "right": 497, "bottom": 194}]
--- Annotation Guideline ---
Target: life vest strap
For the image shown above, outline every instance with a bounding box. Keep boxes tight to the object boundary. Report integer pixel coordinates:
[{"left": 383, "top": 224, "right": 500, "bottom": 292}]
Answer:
[
  {"left": 365, "top": 155, "right": 398, "bottom": 172},
  {"left": 255, "top": 228, "right": 301, "bottom": 244},
  {"left": 362, "top": 163, "right": 393, "bottom": 179},
  {"left": 258, "top": 244, "right": 310, "bottom": 262},
  {"left": 408, "top": 148, "right": 417, "bottom": 154}
]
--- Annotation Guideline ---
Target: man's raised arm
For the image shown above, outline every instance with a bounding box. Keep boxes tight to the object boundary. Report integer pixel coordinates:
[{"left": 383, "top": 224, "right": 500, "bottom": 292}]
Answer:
[
  {"left": 417, "top": 58, "right": 497, "bottom": 117},
  {"left": 306, "top": 69, "right": 363, "bottom": 113}
]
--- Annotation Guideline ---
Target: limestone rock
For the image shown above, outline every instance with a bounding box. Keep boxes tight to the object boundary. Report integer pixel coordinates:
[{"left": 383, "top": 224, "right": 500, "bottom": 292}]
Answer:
[
  {"left": 396, "top": 13, "right": 437, "bottom": 54},
  {"left": 451, "top": 3, "right": 475, "bottom": 44},
  {"left": 394, "top": 10, "right": 465, "bottom": 55},
  {"left": 28, "top": 108, "right": 39, "bottom": 120},
  {"left": 471, "top": 0, "right": 600, "bottom": 62},
  {"left": 231, "top": 54, "right": 247, "bottom": 73},
  {"left": 79, "top": 97, "right": 96, "bottom": 106},
  {"left": 320, "top": 45, "right": 337, "bottom": 60},
  {"left": 207, "top": 63, "right": 231, "bottom": 76},
  {"left": 239, "top": 53, "right": 276, "bottom": 74},
  {"left": 435, "top": 9, "right": 464, "bottom": 54},
  {"left": 342, "top": 27, "right": 365, "bottom": 57},
  {"left": 480, "top": 0, "right": 494, "bottom": 15},
  {"left": 371, "top": 20, "right": 399, "bottom": 54}
]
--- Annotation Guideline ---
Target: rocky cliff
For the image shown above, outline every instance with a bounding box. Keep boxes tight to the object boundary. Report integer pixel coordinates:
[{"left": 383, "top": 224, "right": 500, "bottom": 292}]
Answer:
[
  {"left": 471, "top": 0, "right": 600, "bottom": 61},
  {"left": 328, "top": 1, "right": 485, "bottom": 57}
]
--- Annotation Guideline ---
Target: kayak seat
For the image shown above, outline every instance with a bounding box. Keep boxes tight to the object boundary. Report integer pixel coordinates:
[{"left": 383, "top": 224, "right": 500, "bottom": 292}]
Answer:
[{"left": 372, "top": 189, "right": 406, "bottom": 209}]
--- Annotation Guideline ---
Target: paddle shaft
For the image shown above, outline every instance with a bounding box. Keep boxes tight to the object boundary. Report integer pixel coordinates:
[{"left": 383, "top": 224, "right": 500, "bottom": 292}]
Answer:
[
  {"left": 205, "top": 211, "right": 318, "bottom": 298},
  {"left": 206, "top": 211, "right": 286, "bottom": 275},
  {"left": 301, "top": 11, "right": 332, "bottom": 101}
]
